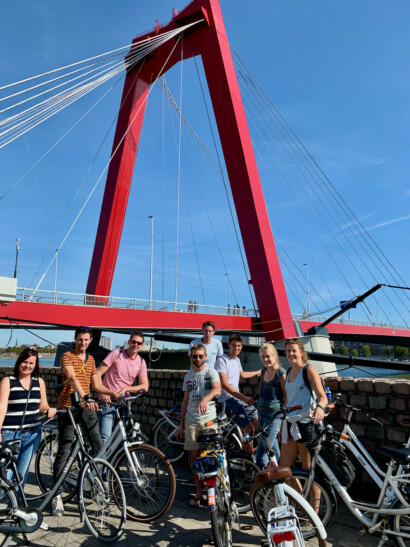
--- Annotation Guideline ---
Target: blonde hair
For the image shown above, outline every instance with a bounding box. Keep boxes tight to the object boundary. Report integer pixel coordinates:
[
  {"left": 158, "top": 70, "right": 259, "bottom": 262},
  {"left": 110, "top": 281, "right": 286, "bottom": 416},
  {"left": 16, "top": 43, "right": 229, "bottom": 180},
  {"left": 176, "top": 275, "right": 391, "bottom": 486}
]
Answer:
[
  {"left": 284, "top": 338, "right": 309, "bottom": 364},
  {"left": 259, "top": 343, "right": 279, "bottom": 369}
]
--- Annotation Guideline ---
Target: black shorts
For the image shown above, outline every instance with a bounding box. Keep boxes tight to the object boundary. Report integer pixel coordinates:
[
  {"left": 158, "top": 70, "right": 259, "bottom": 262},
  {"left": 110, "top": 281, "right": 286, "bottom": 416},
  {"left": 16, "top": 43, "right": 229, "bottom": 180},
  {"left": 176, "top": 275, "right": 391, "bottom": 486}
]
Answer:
[{"left": 296, "top": 420, "right": 318, "bottom": 448}]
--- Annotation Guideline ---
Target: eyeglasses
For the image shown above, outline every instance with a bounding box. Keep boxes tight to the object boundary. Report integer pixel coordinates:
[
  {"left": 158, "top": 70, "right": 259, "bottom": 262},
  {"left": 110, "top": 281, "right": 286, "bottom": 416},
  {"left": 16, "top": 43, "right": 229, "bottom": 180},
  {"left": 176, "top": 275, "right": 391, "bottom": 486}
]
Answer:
[
  {"left": 130, "top": 340, "right": 144, "bottom": 346},
  {"left": 191, "top": 355, "right": 205, "bottom": 360}
]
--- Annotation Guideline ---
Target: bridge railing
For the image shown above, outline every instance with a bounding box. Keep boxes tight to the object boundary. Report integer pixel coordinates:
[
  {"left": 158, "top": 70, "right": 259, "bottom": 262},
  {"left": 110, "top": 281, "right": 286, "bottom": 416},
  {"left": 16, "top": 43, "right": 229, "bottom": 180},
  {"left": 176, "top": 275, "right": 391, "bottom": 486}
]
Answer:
[
  {"left": 16, "top": 287, "right": 258, "bottom": 318},
  {"left": 15, "top": 287, "right": 409, "bottom": 331}
]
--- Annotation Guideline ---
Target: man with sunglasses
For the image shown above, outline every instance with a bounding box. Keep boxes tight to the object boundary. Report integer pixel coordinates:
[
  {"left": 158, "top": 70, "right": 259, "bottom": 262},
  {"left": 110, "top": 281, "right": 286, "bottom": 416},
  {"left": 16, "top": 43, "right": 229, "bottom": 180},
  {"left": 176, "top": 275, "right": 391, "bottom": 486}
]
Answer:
[
  {"left": 95, "top": 331, "right": 149, "bottom": 443},
  {"left": 176, "top": 344, "right": 221, "bottom": 507}
]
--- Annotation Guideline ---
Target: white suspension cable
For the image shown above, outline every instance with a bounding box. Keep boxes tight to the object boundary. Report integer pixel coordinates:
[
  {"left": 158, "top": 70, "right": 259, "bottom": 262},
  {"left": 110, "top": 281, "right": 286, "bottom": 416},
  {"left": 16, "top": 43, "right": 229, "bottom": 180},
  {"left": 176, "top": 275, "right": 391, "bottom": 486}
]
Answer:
[{"left": 30, "top": 33, "right": 186, "bottom": 296}]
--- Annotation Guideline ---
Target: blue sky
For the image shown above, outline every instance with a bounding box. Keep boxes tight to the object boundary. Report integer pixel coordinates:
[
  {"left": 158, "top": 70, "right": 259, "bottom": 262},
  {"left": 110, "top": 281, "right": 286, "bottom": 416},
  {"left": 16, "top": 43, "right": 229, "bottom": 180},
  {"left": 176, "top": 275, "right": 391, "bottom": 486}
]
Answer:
[{"left": 0, "top": 0, "right": 409, "bottom": 348}]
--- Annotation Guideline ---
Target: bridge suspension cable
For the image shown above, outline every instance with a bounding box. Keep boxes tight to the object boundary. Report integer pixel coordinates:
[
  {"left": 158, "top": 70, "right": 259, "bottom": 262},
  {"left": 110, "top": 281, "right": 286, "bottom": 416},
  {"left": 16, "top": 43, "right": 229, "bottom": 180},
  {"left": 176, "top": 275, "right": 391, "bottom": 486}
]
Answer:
[{"left": 230, "top": 46, "right": 409, "bottom": 328}]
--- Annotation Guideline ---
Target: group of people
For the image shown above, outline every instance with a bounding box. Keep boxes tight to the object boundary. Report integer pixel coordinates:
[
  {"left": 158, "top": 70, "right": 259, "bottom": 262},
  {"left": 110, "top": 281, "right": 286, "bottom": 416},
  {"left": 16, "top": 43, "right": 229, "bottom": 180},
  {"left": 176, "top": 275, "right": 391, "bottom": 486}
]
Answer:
[
  {"left": 187, "top": 301, "right": 198, "bottom": 313},
  {"left": 227, "top": 304, "right": 248, "bottom": 316},
  {"left": 0, "top": 327, "right": 148, "bottom": 516},
  {"left": 0, "top": 319, "right": 326, "bottom": 514},
  {"left": 182, "top": 320, "right": 327, "bottom": 505}
]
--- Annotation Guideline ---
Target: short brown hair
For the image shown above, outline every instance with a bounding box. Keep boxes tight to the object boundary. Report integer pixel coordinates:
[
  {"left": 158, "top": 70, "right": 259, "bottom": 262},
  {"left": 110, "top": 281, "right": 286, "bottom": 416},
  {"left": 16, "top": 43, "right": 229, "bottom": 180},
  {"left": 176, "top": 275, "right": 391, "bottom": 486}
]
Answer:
[
  {"left": 190, "top": 344, "right": 206, "bottom": 355},
  {"left": 229, "top": 334, "right": 243, "bottom": 345},
  {"left": 202, "top": 321, "right": 215, "bottom": 331},
  {"left": 130, "top": 331, "right": 145, "bottom": 342},
  {"left": 285, "top": 338, "right": 308, "bottom": 364}
]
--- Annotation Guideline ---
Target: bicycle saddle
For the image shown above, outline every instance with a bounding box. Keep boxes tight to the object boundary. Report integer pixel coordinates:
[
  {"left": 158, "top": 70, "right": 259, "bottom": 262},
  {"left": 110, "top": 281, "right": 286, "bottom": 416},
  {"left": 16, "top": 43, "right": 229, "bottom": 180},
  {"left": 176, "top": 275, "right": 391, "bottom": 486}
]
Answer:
[
  {"left": 254, "top": 461, "right": 292, "bottom": 485},
  {"left": 197, "top": 431, "right": 223, "bottom": 444},
  {"left": 378, "top": 446, "right": 410, "bottom": 466}
]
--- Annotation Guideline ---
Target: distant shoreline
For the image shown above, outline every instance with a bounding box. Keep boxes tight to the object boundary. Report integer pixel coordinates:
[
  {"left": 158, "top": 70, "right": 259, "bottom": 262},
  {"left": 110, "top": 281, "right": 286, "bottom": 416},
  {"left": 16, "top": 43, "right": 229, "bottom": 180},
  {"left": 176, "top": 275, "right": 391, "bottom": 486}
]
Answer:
[{"left": 0, "top": 354, "right": 56, "bottom": 359}]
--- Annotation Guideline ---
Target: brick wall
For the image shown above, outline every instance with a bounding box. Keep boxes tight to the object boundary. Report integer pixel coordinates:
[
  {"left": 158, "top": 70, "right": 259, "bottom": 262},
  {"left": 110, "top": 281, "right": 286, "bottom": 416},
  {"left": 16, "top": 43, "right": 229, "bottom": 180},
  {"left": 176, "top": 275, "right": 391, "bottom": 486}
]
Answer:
[{"left": 1, "top": 366, "right": 408, "bottom": 488}]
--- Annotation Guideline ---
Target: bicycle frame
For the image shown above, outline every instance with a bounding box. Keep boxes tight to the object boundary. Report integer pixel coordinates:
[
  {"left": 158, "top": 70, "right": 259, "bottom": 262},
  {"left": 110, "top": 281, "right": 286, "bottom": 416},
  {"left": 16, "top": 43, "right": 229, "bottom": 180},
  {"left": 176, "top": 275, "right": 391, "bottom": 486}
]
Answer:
[
  {"left": 340, "top": 422, "right": 410, "bottom": 489},
  {"left": 308, "top": 452, "right": 410, "bottom": 541}
]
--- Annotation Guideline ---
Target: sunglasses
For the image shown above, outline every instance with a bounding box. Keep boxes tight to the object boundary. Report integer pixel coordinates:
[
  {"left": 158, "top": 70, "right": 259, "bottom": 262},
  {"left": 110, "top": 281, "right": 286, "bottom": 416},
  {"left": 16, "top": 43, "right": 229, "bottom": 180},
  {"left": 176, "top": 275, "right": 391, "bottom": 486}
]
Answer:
[
  {"left": 78, "top": 326, "right": 92, "bottom": 331},
  {"left": 191, "top": 355, "right": 205, "bottom": 360},
  {"left": 130, "top": 341, "right": 144, "bottom": 346}
]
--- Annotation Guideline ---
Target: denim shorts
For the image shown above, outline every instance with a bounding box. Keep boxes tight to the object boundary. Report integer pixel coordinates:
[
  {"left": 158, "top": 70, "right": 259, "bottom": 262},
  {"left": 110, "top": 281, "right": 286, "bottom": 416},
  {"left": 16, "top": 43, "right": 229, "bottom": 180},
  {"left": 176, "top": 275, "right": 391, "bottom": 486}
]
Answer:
[{"left": 225, "top": 398, "right": 257, "bottom": 429}]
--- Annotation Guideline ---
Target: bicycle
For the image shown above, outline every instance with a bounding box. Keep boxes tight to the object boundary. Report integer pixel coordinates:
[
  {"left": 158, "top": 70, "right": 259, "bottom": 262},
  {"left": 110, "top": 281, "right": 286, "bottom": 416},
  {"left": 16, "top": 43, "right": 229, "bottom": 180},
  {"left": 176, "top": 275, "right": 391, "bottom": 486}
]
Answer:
[
  {"left": 247, "top": 405, "right": 327, "bottom": 546},
  {"left": 286, "top": 413, "right": 410, "bottom": 546},
  {"left": 0, "top": 397, "right": 126, "bottom": 546},
  {"left": 34, "top": 392, "right": 176, "bottom": 522},
  {"left": 153, "top": 399, "right": 243, "bottom": 463},
  {"left": 192, "top": 401, "right": 239, "bottom": 547}
]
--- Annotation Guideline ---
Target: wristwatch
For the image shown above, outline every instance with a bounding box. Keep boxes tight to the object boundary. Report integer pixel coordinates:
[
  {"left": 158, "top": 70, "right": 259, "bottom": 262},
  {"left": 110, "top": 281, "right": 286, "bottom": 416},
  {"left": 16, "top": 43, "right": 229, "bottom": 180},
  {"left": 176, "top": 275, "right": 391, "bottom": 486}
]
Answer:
[{"left": 316, "top": 403, "right": 326, "bottom": 412}]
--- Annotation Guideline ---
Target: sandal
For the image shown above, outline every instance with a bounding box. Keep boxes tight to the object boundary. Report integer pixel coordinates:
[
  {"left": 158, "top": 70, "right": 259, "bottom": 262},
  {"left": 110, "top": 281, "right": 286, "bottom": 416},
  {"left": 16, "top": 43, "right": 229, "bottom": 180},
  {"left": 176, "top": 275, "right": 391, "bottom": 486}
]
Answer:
[{"left": 189, "top": 495, "right": 202, "bottom": 507}]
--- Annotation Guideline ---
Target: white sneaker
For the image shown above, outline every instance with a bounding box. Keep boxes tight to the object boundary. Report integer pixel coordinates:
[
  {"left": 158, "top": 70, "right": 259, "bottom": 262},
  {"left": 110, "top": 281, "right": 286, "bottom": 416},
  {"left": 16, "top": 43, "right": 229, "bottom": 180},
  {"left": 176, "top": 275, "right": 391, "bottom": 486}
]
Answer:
[{"left": 52, "top": 495, "right": 64, "bottom": 516}]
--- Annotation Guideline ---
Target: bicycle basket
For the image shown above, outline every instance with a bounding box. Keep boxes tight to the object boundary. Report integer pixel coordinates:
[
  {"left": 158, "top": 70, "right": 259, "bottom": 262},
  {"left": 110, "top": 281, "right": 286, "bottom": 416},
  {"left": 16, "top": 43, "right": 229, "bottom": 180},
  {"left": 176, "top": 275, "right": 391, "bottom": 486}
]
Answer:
[
  {"left": 320, "top": 437, "right": 356, "bottom": 488},
  {"left": 192, "top": 450, "right": 223, "bottom": 475}
]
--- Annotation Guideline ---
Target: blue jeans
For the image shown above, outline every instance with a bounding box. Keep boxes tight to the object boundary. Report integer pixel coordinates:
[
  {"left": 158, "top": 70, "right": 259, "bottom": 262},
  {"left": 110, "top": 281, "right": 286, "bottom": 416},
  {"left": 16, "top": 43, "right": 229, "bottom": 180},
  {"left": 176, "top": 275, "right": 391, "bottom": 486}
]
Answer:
[
  {"left": 255, "top": 414, "right": 281, "bottom": 468},
  {"left": 99, "top": 406, "right": 116, "bottom": 445},
  {"left": 99, "top": 405, "right": 129, "bottom": 445},
  {"left": 1, "top": 426, "right": 42, "bottom": 488}
]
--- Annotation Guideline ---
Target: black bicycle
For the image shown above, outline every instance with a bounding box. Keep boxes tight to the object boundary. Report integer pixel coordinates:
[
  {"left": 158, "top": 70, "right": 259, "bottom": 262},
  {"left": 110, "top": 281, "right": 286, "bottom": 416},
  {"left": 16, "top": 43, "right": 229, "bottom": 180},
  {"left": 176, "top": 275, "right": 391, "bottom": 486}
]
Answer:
[{"left": 0, "top": 397, "right": 127, "bottom": 546}]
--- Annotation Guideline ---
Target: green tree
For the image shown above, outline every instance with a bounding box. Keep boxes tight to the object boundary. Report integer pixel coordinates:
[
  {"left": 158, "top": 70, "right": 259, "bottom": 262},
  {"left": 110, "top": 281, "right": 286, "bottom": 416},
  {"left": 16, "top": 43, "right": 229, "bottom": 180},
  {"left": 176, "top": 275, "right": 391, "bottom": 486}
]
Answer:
[
  {"left": 339, "top": 345, "right": 348, "bottom": 356},
  {"left": 362, "top": 345, "right": 371, "bottom": 357},
  {"left": 351, "top": 349, "right": 359, "bottom": 357},
  {"left": 394, "top": 346, "right": 409, "bottom": 359},
  {"left": 384, "top": 347, "right": 391, "bottom": 358}
]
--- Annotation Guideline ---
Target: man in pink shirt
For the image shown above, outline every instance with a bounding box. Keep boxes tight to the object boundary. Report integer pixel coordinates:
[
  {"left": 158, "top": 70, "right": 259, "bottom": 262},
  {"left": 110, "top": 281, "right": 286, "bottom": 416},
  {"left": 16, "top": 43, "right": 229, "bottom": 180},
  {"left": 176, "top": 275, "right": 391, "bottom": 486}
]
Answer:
[{"left": 95, "top": 331, "right": 149, "bottom": 443}]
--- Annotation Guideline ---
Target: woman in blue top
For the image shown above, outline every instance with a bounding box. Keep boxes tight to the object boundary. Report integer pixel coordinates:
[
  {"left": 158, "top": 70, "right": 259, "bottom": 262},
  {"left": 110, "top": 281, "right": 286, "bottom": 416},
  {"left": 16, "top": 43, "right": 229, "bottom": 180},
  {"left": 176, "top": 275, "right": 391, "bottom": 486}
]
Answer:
[
  {"left": 0, "top": 348, "right": 56, "bottom": 488},
  {"left": 280, "top": 338, "right": 327, "bottom": 511},
  {"left": 255, "top": 343, "right": 286, "bottom": 467}
]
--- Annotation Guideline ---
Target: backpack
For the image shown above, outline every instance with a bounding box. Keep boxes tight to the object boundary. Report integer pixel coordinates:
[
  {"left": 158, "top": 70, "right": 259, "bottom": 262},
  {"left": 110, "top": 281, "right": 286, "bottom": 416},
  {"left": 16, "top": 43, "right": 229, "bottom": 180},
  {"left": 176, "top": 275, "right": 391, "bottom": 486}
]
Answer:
[
  {"left": 320, "top": 437, "right": 356, "bottom": 488},
  {"left": 285, "top": 364, "right": 326, "bottom": 399}
]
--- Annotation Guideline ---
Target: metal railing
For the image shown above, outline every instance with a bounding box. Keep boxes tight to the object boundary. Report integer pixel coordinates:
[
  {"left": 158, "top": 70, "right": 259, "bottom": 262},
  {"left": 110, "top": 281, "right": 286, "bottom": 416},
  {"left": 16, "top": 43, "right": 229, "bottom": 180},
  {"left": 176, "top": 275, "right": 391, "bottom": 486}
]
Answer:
[{"left": 15, "top": 287, "right": 409, "bottom": 331}]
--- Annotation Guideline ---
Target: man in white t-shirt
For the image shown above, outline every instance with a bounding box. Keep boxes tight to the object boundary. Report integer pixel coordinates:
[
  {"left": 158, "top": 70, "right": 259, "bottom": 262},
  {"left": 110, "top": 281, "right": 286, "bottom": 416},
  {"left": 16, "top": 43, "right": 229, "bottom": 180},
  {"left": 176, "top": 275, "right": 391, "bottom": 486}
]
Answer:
[
  {"left": 176, "top": 344, "right": 221, "bottom": 507},
  {"left": 95, "top": 331, "right": 149, "bottom": 443},
  {"left": 215, "top": 334, "right": 260, "bottom": 449},
  {"left": 188, "top": 320, "right": 223, "bottom": 369}
]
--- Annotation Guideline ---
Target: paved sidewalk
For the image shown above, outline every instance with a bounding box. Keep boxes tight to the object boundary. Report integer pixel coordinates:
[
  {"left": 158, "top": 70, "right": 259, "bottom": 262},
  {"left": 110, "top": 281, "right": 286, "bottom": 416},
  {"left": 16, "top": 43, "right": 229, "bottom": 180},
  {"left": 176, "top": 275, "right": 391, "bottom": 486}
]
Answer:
[{"left": 16, "top": 462, "right": 394, "bottom": 546}]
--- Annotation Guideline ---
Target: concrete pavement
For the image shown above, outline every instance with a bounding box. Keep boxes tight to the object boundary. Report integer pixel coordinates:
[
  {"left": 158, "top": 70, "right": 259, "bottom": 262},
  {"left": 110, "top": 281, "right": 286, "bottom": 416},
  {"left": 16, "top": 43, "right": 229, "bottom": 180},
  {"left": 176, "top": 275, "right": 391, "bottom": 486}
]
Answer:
[{"left": 14, "top": 460, "right": 396, "bottom": 546}]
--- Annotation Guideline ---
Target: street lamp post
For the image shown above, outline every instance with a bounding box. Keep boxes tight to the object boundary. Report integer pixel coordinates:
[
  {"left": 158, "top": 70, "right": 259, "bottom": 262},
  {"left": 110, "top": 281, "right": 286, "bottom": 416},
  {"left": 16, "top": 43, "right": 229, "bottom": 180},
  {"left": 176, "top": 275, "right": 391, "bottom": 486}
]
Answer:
[
  {"left": 224, "top": 273, "right": 228, "bottom": 309},
  {"left": 54, "top": 248, "right": 59, "bottom": 303},
  {"left": 14, "top": 239, "right": 21, "bottom": 279},
  {"left": 148, "top": 216, "right": 154, "bottom": 309},
  {"left": 303, "top": 263, "right": 310, "bottom": 317}
]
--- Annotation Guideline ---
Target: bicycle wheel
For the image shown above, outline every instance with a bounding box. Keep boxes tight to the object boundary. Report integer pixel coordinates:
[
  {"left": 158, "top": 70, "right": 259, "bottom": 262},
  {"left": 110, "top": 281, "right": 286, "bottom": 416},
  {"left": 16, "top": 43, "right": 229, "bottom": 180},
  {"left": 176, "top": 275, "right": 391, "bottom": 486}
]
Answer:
[
  {"left": 288, "top": 469, "right": 337, "bottom": 529},
  {"left": 223, "top": 430, "right": 242, "bottom": 454},
  {"left": 0, "top": 484, "right": 18, "bottom": 547},
  {"left": 392, "top": 502, "right": 410, "bottom": 547},
  {"left": 250, "top": 482, "right": 325, "bottom": 544},
  {"left": 227, "top": 455, "right": 260, "bottom": 513},
  {"left": 210, "top": 475, "right": 233, "bottom": 547},
  {"left": 77, "top": 457, "right": 126, "bottom": 543},
  {"left": 112, "top": 444, "right": 176, "bottom": 522},
  {"left": 35, "top": 432, "right": 79, "bottom": 502},
  {"left": 153, "top": 418, "right": 185, "bottom": 463}
]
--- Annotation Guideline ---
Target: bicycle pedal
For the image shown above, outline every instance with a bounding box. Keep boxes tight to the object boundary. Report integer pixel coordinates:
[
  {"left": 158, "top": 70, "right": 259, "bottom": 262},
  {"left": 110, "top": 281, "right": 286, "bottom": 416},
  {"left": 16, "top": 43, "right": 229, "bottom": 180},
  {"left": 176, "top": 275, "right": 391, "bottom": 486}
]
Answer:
[
  {"left": 40, "top": 522, "right": 49, "bottom": 530},
  {"left": 359, "top": 528, "right": 367, "bottom": 536},
  {"left": 241, "top": 525, "right": 253, "bottom": 530}
]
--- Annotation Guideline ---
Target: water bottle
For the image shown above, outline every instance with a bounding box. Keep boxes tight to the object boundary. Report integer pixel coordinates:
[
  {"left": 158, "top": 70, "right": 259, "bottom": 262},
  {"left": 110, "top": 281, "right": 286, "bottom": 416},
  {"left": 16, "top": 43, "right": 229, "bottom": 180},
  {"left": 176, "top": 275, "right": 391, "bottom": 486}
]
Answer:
[{"left": 325, "top": 387, "right": 332, "bottom": 403}]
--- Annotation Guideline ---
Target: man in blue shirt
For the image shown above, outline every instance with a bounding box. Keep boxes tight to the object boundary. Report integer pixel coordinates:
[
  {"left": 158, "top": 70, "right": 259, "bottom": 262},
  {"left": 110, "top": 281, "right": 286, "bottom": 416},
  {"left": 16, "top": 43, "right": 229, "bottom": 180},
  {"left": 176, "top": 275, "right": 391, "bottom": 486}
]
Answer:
[{"left": 188, "top": 320, "right": 223, "bottom": 369}]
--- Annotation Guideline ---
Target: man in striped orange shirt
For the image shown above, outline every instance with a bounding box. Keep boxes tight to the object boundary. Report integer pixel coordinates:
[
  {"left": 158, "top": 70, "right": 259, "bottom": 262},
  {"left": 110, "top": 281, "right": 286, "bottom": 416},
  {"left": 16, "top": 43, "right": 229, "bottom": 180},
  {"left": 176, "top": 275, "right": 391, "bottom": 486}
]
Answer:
[{"left": 52, "top": 326, "right": 119, "bottom": 516}]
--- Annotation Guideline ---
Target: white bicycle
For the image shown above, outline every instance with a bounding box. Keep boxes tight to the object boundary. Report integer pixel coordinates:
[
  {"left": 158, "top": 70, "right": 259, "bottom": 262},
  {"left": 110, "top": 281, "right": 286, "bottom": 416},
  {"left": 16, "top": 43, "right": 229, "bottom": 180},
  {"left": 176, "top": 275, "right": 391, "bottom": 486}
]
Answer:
[{"left": 248, "top": 406, "right": 327, "bottom": 546}]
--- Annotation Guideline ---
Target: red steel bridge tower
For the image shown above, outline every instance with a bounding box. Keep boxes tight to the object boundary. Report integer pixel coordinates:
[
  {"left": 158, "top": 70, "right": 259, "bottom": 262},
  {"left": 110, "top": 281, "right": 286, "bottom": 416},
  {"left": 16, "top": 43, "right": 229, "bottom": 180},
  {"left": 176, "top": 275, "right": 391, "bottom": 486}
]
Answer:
[{"left": 86, "top": 0, "right": 296, "bottom": 341}]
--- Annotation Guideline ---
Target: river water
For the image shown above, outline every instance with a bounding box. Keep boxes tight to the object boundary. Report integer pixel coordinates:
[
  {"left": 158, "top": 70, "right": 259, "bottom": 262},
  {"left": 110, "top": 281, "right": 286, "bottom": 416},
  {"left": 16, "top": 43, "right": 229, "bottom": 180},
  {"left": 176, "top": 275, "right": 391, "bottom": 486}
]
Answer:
[{"left": 0, "top": 357, "right": 407, "bottom": 379}]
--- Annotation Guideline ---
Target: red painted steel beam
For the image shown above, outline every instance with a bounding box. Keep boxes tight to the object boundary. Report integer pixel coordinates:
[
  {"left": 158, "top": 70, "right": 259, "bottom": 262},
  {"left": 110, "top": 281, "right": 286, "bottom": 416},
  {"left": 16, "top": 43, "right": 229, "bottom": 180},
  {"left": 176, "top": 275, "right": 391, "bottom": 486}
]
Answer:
[
  {"left": 86, "top": 0, "right": 296, "bottom": 340},
  {"left": 0, "top": 301, "right": 257, "bottom": 333}
]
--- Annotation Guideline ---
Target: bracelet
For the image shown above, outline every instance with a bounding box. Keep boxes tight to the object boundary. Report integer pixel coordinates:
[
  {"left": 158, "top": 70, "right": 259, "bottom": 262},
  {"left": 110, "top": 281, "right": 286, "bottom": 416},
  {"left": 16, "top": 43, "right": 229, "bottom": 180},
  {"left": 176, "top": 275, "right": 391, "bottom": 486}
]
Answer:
[{"left": 316, "top": 403, "right": 326, "bottom": 412}]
